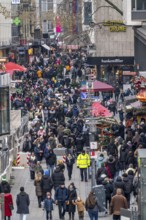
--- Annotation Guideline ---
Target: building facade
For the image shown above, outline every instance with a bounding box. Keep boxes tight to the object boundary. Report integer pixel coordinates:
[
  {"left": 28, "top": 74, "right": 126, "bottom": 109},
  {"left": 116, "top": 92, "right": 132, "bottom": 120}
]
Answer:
[
  {"left": 123, "top": 0, "right": 146, "bottom": 71},
  {"left": 0, "top": 73, "right": 11, "bottom": 136},
  {"left": 0, "top": 0, "right": 12, "bottom": 57},
  {"left": 86, "top": 0, "right": 135, "bottom": 85}
]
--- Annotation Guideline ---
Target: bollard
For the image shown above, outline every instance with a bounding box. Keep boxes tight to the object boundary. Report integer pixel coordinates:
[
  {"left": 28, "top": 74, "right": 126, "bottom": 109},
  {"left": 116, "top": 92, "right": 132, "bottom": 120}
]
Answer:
[{"left": 0, "top": 193, "right": 4, "bottom": 220}]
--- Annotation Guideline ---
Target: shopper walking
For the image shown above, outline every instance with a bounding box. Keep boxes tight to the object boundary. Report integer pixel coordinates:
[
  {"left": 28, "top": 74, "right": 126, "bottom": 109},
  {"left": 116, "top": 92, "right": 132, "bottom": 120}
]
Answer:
[
  {"left": 16, "top": 187, "right": 30, "bottom": 220},
  {"left": 43, "top": 192, "right": 55, "bottom": 220},
  {"left": 55, "top": 184, "right": 68, "bottom": 220},
  {"left": 4, "top": 189, "right": 14, "bottom": 220},
  {"left": 66, "top": 153, "right": 75, "bottom": 180},
  {"left": 77, "top": 150, "right": 90, "bottom": 182},
  {"left": 110, "top": 188, "right": 128, "bottom": 220},
  {"left": 67, "top": 183, "right": 77, "bottom": 220},
  {"left": 74, "top": 196, "right": 85, "bottom": 220},
  {"left": 34, "top": 172, "right": 43, "bottom": 208},
  {"left": 85, "top": 191, "right": 99, "bottom": 220}
]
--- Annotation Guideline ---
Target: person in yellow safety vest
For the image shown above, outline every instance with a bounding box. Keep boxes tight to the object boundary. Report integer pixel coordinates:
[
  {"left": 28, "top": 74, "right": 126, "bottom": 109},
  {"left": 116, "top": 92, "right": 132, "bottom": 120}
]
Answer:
[{"left": 77, "top": 150, "right": 90, "bottom": 182}]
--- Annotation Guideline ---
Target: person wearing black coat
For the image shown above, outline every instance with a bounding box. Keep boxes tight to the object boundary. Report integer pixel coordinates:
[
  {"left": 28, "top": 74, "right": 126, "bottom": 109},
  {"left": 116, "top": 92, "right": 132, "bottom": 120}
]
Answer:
[
  {"left": 119, "top": 145, "right": 128, "bottom": 170},
  {"left": 67, "top": 183, "right": 77, "bottom": 220},
  {"left": 16, "top": 187, "right": 30, "bottom": 220},
  {"left": 103, "top": 179, "right": 113, "bottom": 209},
  {"left": 45, "top": 149, "right": 57, "bottom": 176},
  {"left": 113, "top": 176, "right": 125, "bottom": 194},
  {"left": 41, "top": 171, "right": 53, "bottom": 199},
  {"left": 0, "top": 178, "right": 11, "bottom": 193},
  {"left": 52, "top": 167, "right": 65, "bottom": 190},
  {"left": 66, "top": 154, "right": 75, "bottom": 180},
  {"left": 122, "top": 173, "right": 133, "bottom": 207}
]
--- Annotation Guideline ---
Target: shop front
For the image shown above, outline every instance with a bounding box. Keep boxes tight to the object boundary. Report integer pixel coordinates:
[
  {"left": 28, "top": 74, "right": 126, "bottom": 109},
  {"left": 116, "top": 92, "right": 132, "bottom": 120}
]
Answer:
[
  {"left": 0, "top": 74, "right": 11, "bottom": 136},
  {"left": 86, "top": 56, "right": 135, "bottom": 87}
]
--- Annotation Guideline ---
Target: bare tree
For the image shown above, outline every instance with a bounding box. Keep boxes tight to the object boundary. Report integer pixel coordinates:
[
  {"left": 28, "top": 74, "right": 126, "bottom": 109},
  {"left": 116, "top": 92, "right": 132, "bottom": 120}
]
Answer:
[{"left": 104, "top": 0, "right": 123, "bottom": 15}]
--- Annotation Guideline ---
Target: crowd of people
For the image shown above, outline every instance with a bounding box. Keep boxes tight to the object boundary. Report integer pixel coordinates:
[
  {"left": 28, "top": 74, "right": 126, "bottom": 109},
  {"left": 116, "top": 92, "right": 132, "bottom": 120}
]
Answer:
[{"left": 0, "top": 48, "right": 143, "bottom": 220}]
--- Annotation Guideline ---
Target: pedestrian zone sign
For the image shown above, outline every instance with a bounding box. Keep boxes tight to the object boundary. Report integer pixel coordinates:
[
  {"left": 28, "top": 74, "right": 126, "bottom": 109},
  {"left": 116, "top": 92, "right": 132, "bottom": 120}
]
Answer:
[{"left": 90, "top": 142, "right": 97, "bottom": 149}]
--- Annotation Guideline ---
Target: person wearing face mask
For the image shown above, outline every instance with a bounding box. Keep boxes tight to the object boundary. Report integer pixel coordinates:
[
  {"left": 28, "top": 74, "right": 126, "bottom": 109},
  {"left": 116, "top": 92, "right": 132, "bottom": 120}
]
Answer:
[
  {"left": 43, "top": 192, "right": 55, "bottom": 220},
  {"left": 77, "top": 150, "right": 90, "bottom": 182},
  {"left": 67, "top": 183, "right": 77, "bottom": 220},
  {"left": 55, "top": 184, "right": 68, "bottom": 220}
]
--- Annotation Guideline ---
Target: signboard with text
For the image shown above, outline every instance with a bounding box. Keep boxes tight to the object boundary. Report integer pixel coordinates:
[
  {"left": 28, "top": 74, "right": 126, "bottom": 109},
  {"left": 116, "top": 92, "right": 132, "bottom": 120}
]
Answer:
[{"left": 90, "top": 142, "right": 97, "bottom": 149}]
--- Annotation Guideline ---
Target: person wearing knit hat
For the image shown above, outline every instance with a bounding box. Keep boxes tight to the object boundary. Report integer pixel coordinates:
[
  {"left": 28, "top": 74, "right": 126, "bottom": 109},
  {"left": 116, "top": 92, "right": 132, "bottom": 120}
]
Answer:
[{"left": 0, "top": 175, "right": 11, "bottom": 193}]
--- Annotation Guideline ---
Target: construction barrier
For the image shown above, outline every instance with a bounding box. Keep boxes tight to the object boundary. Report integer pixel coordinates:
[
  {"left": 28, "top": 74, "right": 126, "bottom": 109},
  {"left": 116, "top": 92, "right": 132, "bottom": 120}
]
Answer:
[{"left": 16, "top": 152, "right": 31, "bottom": 167}]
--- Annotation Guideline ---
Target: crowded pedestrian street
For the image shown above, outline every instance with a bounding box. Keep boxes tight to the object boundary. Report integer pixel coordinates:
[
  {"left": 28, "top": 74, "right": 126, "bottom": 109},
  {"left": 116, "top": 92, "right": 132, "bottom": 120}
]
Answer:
[{"left": 1, "top": 1, "right": 146, "bottom": 220}]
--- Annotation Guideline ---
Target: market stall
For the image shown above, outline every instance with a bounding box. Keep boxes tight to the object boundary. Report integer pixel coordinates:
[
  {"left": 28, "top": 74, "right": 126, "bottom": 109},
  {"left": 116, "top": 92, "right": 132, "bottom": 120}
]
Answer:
[{"left": 80, "top": 80, "right": 114, "bottom": 92}]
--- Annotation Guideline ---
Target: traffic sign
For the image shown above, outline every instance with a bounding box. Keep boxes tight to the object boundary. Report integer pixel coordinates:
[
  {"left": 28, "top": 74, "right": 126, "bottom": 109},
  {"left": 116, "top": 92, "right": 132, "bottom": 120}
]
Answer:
[{"left": 90, "top": 142, "right": 97, "bottom": 149}]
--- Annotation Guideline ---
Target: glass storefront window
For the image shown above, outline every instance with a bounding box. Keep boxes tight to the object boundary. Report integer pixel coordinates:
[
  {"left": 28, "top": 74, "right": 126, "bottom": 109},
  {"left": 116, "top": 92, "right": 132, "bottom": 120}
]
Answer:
[
  {"left": 133, "top": 0, "right": 146, "bottom": 10},
  {"left": 0, "top": 87, "right": 10, "bottom": 135}
]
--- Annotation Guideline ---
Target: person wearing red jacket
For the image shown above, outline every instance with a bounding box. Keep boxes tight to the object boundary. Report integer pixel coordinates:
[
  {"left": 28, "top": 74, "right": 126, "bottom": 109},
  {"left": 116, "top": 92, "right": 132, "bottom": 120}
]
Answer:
[{"left": 4, "top": 190, "right": 14, "bottom": 220}]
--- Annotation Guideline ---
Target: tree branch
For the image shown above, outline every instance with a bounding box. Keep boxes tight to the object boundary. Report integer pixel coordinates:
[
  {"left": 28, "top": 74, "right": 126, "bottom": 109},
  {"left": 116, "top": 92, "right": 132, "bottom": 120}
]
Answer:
[{"left": 104, "top": 0, "right": 123, "bottom": 16}]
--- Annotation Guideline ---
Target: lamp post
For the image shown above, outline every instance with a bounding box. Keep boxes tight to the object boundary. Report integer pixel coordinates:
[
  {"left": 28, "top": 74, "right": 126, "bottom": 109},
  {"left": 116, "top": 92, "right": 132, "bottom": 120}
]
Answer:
[
  {"left": 86, "top": 80, "right": 97, "bottom": 188},
  {"left": 89, "top": 124, "right": 97, "bottom": 188}
]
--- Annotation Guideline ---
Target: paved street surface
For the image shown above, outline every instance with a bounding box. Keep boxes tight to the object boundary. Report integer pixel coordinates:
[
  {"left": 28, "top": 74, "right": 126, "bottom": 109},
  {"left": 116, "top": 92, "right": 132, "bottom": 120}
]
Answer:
[{"left": 11, "top": 163, "right": 112, "bottom": 220}]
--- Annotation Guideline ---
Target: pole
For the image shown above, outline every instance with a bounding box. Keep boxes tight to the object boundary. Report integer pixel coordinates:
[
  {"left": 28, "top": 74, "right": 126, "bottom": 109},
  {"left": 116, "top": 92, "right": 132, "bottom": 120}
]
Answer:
[
  {"left": 90, "top": 130, "right": 96, "bottom": 188},
  {"left": 0, "top": 193, "right": 4, "bottom": 220},
  {"left": 87, "top": 79, "right": 96, "bottom": 189}
]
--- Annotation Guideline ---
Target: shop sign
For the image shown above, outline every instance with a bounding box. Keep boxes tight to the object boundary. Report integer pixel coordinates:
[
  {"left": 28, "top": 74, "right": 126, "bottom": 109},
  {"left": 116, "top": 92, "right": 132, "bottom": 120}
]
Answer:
[
  {"left": 110, "top": 26, "right": 126, "bottom": 32},
  {"left": 90, "top": 142, "right": 97, "bottom": 150},
  {"left": 103, "top": 20, "right": 126, "bottom": 32},
  {"left": 86, "top": 57, "right": 134, "bottom": 65}
]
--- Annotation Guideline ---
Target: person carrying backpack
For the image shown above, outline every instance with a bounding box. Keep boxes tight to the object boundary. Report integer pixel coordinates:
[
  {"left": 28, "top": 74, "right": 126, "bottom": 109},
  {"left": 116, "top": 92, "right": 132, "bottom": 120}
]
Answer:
[
  {"left": 122, "top": 173, "right": 133, "bottom": 207},
  {"left": 85, "top": 191, "right": 99, "bottom": 220}
]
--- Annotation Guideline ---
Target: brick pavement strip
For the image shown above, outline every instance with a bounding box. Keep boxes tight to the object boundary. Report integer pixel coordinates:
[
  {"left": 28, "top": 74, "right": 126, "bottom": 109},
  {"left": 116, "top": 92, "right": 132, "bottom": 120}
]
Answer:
[{"left": 11, "top": 164, "right": 112, "bottom": 220}]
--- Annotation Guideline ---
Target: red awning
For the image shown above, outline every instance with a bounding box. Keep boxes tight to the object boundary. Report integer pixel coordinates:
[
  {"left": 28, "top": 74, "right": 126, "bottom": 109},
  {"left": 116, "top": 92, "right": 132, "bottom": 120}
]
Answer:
[
  {"left": 80, "top": 80, "right": 114, "bottom": 92},
  {"left": 92, "top": 102, "right": 112, "bottom": 117},
  {"left": 4, "top": 62, "right": 27, "bottom": 75}
]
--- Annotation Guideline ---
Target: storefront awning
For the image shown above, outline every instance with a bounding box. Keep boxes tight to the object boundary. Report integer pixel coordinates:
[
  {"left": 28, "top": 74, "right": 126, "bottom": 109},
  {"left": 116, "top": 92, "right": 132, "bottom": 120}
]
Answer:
[{"left": 41, "top": 44, "right": 51, "bottom": 51}]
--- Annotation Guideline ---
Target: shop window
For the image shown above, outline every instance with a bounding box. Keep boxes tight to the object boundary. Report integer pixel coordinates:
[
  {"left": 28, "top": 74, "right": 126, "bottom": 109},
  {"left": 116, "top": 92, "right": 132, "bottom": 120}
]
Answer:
[
  {"left": 0, "top": 87, "right": 10, "bottom": 136},
  {"left": 136, "top": 0, "right": 146, "bottom": 10}
]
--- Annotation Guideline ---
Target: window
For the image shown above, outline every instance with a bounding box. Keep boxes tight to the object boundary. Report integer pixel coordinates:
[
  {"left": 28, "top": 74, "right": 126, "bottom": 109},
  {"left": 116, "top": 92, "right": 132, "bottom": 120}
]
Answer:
[
  {"left": 41, "top": 0, "right": 48, "bottom": 12},
  {"left": 48, "top": 0, "right": 53, "bottom": 10},
  {"left": 42, "top": 20, "right": 48, "bottom": 33},
  {"left": 132, "top": 0, "right": 146, "bottom": 10},
  {"left": 0, "top": 87, "right": 10, "bottom": 135},
  {"left": 132, "top": 0, "right": 136, "bottom": 10},
  {"left": 48, "top": 21, "right": 53, "bottom": 30},
  {"left": 84, "top": 2, "right": 92, "bottom": 25},
  {"left": 137, "top": 0, "right": 146, "bottom": 10},
  {"left": 69, "top": 1, "right": 73, "bottom": 14}
]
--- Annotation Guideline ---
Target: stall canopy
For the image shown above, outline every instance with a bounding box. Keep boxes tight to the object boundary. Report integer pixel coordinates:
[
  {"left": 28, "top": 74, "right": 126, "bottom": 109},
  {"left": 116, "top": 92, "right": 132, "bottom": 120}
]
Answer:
[
  {"left": 92, "top": 102, "right": 112, "bottom": 117},
  {"left": 4, "top": 62, "right": 27, "bottom": 74},
  {"left": 80, "top": 80, "right": 114, "bottom": 92}
]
